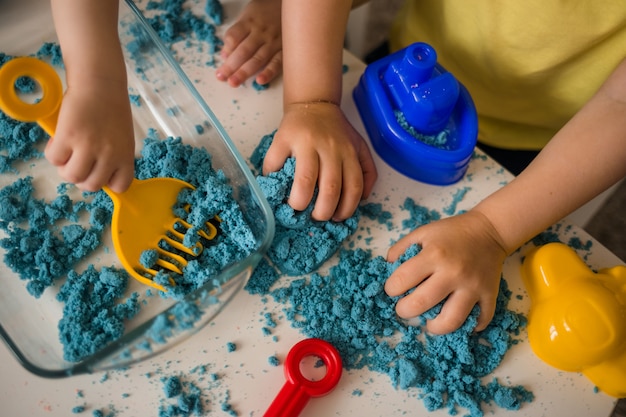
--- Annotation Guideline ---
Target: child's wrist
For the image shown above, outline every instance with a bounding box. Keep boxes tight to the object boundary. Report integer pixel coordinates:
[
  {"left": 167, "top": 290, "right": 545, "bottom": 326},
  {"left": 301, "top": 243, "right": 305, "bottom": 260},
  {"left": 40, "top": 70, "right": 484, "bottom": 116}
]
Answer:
[
  {"left": 287, "top": 98, "right": 340, "bottom": 107},
  {"left": 466, "top": 208, "right": 511, "bottom": 256}
]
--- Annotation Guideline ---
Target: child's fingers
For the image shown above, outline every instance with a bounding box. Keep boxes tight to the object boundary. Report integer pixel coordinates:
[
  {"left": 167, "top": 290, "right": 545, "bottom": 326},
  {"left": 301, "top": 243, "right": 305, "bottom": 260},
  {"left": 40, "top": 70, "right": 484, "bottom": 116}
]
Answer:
[
  {"left": 474, "top": 293, "right": 497, "bottom": 332},
  {"left": 311, "top": 155, "right": 343, "bottom": 221},
  {"left": 73, "top": 156, "right": 116, "bottom": 192},
  {"left": 219, "top": 22, "right": 250, "bottom": 58},
  {"left": 106, "top": 164, "right": 134, "bottom": 194},
  {"left": 262, "top": 138, "right": 318, "bottom": 212},
  {"left": 394, "top": 273, "right": 451, "bottom": 319},
  {"left": 387, "top": 230, "right": 423, "bottom": 262},
  {"left": 255, "top": 50, "right": 283, "bottom": 86},
  {"left": 425, "top": 290, "right": 478, "bottom": 334},
  {"left": 44, "top": 137, "right": 72, "bottom": 167},
  {"left": 358, "top": 143, "right": 378, "bottom": 199},
  {"left": 331, "top": 158, "right": 363, "bottom": 221},
  {"left": 384, "top": 255, "right": 431, "bottom": 297},
  {"left": 56, "top": 149, "right": 96, "bottom": 187},
  {"left": 71, "top": 156, "right": 134, "bottom": 193},
  {"left": 261, "top": 137, "right": 290, "bottom": 175},
  {"left": 226, "top": 43, "right": 279, "bottom": 87},
  {"left": 288, "top": 151, "right": 319, "bottom": 212},
  {"left": 216, "top": 30, "right": 257, "bottom": 83}
]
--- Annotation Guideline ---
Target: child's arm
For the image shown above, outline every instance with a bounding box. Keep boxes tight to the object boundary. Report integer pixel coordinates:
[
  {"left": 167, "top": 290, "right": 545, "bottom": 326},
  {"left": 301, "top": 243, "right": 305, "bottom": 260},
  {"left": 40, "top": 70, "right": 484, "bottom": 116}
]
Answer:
[
  {"left": 48, "top": 0, "right": 135, "bottom": 193},
  {"left": 216, "top": 0, "right": 370, "bottom": 88},
  {"left": 261, "top": 0, "right": 378, "bottom": 221},
  {"left": 386, "top": 57, "right": 626, "bottom": 334},
  {"left": 215, "top": 0, "right": 283, "bottom": 87}
]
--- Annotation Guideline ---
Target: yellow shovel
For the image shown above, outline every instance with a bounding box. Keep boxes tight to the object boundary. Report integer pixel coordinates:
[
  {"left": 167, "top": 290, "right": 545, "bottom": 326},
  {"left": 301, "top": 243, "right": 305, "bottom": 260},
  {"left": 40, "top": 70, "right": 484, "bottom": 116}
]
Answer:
[{"left": 0, "top": 57, "right": 218, "bottom": 291}]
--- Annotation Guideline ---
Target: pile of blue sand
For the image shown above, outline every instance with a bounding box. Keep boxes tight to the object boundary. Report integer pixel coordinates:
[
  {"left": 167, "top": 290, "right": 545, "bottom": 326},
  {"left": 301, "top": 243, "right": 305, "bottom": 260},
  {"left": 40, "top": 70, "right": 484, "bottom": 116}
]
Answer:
[
  {"left": 143, "top": 0, "right": 223, "bottom": 57},
  {"left": 245, "top": 193, "right": 534, "bottom": 417}
]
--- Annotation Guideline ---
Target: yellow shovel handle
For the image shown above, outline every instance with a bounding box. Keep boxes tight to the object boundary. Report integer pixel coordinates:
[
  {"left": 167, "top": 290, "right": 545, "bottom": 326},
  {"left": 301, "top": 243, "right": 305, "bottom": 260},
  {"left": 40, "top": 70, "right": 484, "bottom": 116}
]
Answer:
[{"left": 0, "top": 56, "right": 62, "bottom": 136}]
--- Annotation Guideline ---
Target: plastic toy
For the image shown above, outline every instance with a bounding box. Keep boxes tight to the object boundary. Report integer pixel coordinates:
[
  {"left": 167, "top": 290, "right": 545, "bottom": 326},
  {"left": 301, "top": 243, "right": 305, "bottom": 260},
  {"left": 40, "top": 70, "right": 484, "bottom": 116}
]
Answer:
[
  {"left": 353, "top": 42, "right": 478, "bottom": 185},
  {"left": 521, "top": 242, "right": 626, "bottom": 397},
  {"left": 263, "top": 338, "right": 342, "bottom": 417}
]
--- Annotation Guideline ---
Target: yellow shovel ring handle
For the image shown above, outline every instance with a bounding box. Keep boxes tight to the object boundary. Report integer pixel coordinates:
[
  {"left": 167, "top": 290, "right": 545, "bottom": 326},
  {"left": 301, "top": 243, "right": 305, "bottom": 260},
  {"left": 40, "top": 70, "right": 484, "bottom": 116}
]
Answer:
[{"left": 0, "top": 56, "right": 62, "bottom": 136}]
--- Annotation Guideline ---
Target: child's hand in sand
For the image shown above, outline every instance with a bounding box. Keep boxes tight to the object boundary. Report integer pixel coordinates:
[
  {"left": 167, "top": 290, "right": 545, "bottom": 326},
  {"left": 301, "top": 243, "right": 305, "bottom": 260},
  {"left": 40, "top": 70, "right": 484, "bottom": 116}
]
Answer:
[
  {"left": 216, "top": 0, "right": 282, "bottom": 87},
  {"left": 385, "top": 210, "right": 508, "bottom": 334},
  {"left": 262, "top": 101, "right": 378, "bottom": 221},
  {"left": 45, "top": 78, "right": 135, "bottom": 193}
]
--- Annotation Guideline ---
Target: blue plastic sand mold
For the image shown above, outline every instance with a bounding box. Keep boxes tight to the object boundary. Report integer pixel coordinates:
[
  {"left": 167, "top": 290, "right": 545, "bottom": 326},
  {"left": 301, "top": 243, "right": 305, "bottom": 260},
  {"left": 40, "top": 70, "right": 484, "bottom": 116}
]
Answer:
[{"left": 353, "top": 42, "right": 478, "bottom": 185}]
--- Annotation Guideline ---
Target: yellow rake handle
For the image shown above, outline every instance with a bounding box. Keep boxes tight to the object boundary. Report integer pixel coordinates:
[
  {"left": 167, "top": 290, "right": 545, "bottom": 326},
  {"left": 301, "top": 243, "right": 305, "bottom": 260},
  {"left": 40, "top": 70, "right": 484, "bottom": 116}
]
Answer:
[{"left": 0, "top": 56, "right": 62, "bottom": 137}]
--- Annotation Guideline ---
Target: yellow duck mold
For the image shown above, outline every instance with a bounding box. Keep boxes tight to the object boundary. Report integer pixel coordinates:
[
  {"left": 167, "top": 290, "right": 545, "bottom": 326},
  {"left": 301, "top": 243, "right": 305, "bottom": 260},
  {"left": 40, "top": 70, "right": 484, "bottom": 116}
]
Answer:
[{"left": 521, "top": 242, "right": 626, "bottom": 398}]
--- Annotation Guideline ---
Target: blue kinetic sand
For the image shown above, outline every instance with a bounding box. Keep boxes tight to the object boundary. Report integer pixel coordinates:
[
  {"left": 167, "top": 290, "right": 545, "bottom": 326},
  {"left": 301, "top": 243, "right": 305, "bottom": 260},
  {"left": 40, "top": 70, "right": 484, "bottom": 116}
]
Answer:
[{"left": 353, "top": 42, "right": 478, "bottom": 185}]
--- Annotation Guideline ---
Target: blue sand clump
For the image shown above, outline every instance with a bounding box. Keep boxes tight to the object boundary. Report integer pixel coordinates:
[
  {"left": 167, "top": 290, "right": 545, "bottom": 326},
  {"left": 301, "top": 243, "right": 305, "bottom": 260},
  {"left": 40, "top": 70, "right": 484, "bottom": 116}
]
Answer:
[
  {"left": 394, "top": 109, "right": 451, "bottom": 150},
  {"left": 443, "top": 186, "right": 471, "bottom": 215},
  {"left": 0, "top": 111, "right": 47, "bottom": 173},
  {"left": 36, "top": 42, "right": 64, "bottom": 67},
  {"left": 568, "top": 236, "right": 593, "bottom": 251},
  {"left": 0, "top": 177, "right": 110, "bottom": 298},
  {"left": 531, "top": 224, "right": 593, "bottom": 261},
  {"left": 0, "top": 52, "right": 12, "bottom": 66},
  {"left": 152, "top": 361, "right": 233, "bottom": 417},
  {"left": 252, "top": 80, "right": 269, "bottom": 91},
  {"left": 204, "top": 0, "right": 223, "bottom": 25},
  {"left": 147, "top": 300, "right": 205, "bottom": 346},
  {"left": 268, "top": 355, "right": 280, "bottom": 366},
  {"left": 129, "top": 94, "right": 142, "bottom": 106},
  {"left": 14, "top": 76, "right": 36, "bottom": 94},
  {"left": 359, "top": 202, "right": 393, "bottom": 230},
  {"left": 158, "top": 375, "right": 204, "bottom": 417},
  {"left": 243, "top": 257, "right": 279, "bottom": 295},
  {"left": 249, "top": 132, "right": 359, "bottom": 276},
  {"left": 400, "top": 197, "right": 441, "bottom": 230},
  {"left": 163, "top": 376, "right": 183, "bottom": 398},
  {"left": 57, "top": 266, "right": 140, "bottom": 362},
  {"left": 144, "top": 0, "right": 223, "bottom": 55},
  {"left": 140, "top": 249, "right": 159, "bottom": 269}
]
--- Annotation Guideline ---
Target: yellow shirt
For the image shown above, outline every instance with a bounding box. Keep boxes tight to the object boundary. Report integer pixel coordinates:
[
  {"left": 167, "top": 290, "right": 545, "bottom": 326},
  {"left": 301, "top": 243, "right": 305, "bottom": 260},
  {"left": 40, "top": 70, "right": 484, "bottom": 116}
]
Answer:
[{"left": 390, "top": 1, "right": 626, "bottom": 150}]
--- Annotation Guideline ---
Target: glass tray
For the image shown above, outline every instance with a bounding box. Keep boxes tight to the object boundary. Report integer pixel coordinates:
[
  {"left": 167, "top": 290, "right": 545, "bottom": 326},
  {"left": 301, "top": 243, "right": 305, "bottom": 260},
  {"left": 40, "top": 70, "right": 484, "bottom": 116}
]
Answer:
[{"left": 0, "top": 0, "right": 274, "bottom": 377}]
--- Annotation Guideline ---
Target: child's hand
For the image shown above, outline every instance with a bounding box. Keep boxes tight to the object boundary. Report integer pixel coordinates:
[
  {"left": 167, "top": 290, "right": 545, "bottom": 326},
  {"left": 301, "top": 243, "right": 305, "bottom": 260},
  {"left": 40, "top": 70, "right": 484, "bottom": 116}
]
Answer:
[
  {"left": 385, "top": 210, "right": 508, "bottom": 334},
  {"left": 216, "top": 0, "right": 282, "bottom": 87},
  {"left": 44, "top": 78, "right": 135, "bottom": 193},
  {"left": 263, "top": 101, "right": 378, "bottom": 221}
]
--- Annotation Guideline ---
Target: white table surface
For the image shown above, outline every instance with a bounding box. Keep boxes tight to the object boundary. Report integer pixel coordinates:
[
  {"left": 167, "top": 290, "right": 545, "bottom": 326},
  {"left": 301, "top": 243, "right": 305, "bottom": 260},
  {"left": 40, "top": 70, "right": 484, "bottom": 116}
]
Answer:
[{"left": 0, "top": 1, "right": 621, "bottom": 416}]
